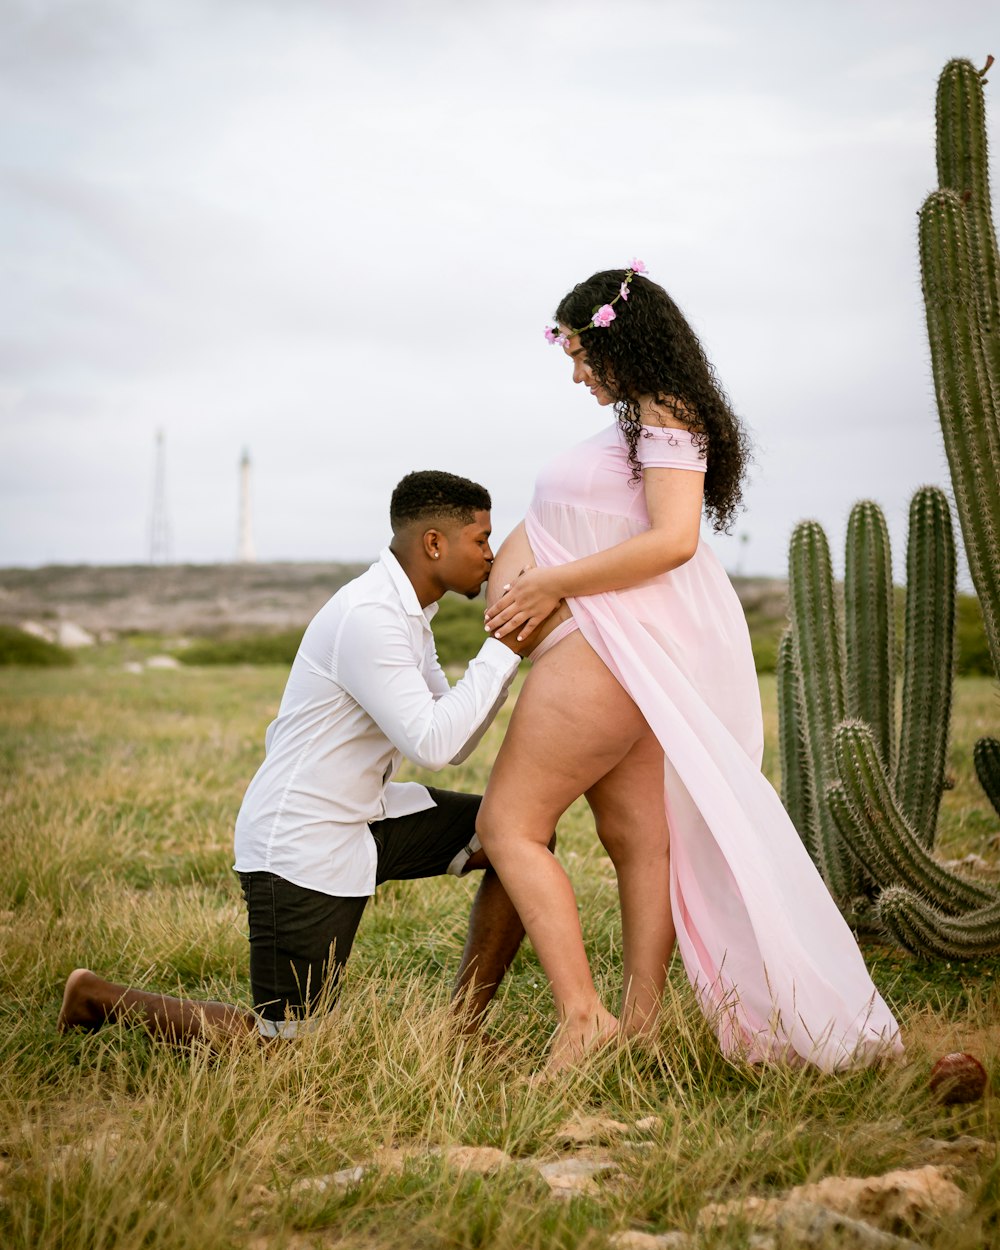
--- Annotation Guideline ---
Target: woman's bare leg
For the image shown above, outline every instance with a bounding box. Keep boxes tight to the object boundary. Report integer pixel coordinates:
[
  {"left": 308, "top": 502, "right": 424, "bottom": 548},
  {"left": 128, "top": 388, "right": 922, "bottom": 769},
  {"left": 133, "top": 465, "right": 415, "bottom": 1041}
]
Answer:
[
  {"left": 585, "top": 729, "right": 674, "bottom": 1038},
  {"left": 477, "top": 631, "right": 649, "bottom": 1072}
]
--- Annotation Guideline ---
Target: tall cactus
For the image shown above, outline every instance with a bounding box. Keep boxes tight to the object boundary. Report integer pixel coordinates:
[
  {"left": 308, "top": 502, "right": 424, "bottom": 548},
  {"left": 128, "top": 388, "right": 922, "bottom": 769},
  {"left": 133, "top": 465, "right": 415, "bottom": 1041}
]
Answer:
[
  {"left": 787, "top": 521, "right": 858, "bottom": 902},
  {"left": 923, "top": 58, "right": 1000, "bottom": 677},
  {"left": 920, "top": 189, "right": 1000, "bottom": 668},
  {"left": 779, "top": 57, "right": 1000, "bottom": 960},
  {"left": 936, "top": 56, "right": 1000, "bottom": 367},
  {"left": 858, "top": 55, "right": 1000, "bottom": 960},
  {"left": 844, "top": 501, "right": 895, "bottom": 774},
  {"left": 894, "top": 487, "right": 956, "bottom": 844},
  {"left": 776, "top": 628, "right": 813, "bottom": 849},
  {"left": 781, "top": 491, "right": 981, "bottom": 940}
]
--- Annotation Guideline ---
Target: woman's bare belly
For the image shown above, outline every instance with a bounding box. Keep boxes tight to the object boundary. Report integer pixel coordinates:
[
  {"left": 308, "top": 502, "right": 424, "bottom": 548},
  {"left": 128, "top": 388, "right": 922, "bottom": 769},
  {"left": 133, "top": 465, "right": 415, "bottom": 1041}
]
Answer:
[{"left": 487, "top": 521, "right": 573, "bottom": 657}]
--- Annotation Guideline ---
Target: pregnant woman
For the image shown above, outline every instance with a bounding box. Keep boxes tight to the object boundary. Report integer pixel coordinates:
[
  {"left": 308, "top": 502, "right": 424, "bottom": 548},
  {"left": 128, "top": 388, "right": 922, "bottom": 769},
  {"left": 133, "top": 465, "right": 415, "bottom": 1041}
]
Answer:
[{"left": 479, "top": 262, "right": 901, "bottom": 1075}]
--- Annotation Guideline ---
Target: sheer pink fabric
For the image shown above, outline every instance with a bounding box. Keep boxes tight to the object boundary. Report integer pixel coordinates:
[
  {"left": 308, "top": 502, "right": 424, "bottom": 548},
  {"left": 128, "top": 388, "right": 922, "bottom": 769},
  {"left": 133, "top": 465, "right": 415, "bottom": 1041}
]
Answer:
[{"left": 525, "top": 423, "right": 901, "bottom": 1071}]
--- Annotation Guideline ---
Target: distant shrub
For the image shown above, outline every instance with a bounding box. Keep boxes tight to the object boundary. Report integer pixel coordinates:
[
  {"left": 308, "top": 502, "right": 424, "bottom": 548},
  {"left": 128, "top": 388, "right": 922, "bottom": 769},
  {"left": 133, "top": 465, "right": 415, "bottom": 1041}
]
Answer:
[
  {"left": 750, "top": 632, "right": 780, "bottom": 674},
  {"left": 176, "top": 629, "right": 305, "bottom": 666},
  {"left": 168, "top": 589, "right": 994, "bottom": 680},
  {"left": 433, "top": 595, "right": 791, "bottom": 674},
  {"left": 431, "top": 595, "right": 488, "bottom": 667},
  {"left": 956, "top": 594, "right": 994, "bottom": 676},
  {"left": 0, "top": 625, "right": 74, "bottom": 667}
]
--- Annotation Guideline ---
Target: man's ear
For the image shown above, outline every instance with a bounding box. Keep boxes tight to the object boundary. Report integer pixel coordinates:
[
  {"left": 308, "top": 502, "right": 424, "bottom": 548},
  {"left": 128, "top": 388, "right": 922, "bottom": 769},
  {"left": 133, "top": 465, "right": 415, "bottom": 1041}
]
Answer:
[{"left": 423, "top": 528, "right": 445, "bottom": 561}]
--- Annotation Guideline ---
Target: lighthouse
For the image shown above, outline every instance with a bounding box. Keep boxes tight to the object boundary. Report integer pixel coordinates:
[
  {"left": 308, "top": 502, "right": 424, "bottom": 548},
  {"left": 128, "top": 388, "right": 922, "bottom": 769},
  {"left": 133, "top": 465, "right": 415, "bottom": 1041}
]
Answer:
[{"left": 237, "top": 447, "right": 257, "bottom": 563}]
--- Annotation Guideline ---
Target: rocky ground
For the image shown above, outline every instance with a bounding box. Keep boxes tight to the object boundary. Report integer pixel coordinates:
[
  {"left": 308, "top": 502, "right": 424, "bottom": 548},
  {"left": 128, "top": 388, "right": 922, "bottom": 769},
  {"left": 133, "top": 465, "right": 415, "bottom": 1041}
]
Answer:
[
  {"left": 277, "top": 1113, "right": 995, "bottom": 1250},
  {"left": 0, "top": 561, "right": 367, "bottom": 639}
]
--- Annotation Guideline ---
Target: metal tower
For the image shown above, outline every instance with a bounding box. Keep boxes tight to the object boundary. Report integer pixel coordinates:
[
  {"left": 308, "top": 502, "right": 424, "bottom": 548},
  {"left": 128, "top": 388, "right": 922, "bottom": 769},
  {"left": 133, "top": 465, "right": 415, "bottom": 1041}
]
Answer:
[
  {"left": 237, "top": 447, "right": 257, "bottom": 563},
  {"left": 148, "top": 428, "right": 171, "bottom": 564}
]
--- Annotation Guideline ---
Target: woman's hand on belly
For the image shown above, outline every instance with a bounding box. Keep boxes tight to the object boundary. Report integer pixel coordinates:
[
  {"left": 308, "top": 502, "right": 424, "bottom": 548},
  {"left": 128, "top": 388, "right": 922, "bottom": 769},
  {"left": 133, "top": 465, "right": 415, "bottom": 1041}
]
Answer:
[
  {"left": 487, "top": 523, "right": 570, "bottom": 650},
  {"left": 486, "top": 568, "right": 565, "bottom": 644}
]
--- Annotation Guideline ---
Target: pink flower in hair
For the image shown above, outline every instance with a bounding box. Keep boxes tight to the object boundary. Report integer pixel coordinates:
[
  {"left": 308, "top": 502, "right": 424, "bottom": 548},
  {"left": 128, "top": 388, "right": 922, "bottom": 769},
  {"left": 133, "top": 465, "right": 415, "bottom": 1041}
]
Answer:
[
  {"left": 619, "top": 282, "right": 630, "bottom": 300},
  {"left": 630, "top": 258, "right": 647, "bottom": 274},
  {"left": 592, "top": 304, "right": 616, "bottom": 328}
]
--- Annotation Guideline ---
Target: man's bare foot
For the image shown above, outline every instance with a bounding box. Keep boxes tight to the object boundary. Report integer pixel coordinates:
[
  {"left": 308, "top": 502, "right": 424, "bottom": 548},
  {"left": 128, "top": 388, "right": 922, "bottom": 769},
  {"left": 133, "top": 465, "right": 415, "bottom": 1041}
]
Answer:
[
  {"left": 58, "top": 968, "right": 109, "bottom": 1032},
  {"left": 544, "top": 1005, "right": 620, "bottom": 1076}
]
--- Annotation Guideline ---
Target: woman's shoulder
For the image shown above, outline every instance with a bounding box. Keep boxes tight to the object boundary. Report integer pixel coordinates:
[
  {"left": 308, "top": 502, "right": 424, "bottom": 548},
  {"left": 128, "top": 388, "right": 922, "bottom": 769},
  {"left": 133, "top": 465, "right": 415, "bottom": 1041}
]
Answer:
[
  {"left": 634, "top": 422, "right": 706, "bottom": 472},
  {"left": 639, "top": 396, "right": 698, "bottom": 434},
  {"left": 639, "top": 421, "right": 697, "bottom": 439}
]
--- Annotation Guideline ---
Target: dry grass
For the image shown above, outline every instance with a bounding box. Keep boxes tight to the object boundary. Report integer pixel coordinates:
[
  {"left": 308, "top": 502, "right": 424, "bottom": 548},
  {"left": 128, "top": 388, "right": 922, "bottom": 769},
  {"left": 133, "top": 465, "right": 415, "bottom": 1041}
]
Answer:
[{"left": 0, "top": 665, "right": 997, "bottom": 1249}]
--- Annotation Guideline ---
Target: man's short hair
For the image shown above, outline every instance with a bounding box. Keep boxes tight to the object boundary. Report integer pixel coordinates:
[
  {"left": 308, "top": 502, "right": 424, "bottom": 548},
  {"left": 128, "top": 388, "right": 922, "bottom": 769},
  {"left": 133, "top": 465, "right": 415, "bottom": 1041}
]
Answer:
[{"left": 389, "top": 471, "right": 491, "bottom": 533}]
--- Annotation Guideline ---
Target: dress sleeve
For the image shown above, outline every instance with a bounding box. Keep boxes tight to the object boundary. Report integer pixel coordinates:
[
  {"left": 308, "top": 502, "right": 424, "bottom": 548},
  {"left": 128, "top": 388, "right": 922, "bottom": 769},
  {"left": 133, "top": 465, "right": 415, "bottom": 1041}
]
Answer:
[{"left": 636, "top": 428, "right": 707, "bottom": 473}]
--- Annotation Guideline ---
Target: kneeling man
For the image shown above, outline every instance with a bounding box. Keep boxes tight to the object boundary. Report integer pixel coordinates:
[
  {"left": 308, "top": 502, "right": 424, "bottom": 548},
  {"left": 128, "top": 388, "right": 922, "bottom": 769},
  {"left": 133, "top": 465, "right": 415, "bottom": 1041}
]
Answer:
[{"left": 60, "top": 471, "right": 529, "bottom": 1044}]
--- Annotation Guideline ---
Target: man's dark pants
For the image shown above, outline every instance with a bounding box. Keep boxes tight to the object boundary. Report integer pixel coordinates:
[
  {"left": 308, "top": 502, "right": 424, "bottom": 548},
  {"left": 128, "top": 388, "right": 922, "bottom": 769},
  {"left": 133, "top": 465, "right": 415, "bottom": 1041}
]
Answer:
[{"left": 238, "top": 788, "right": 480, "bottom": 1025}]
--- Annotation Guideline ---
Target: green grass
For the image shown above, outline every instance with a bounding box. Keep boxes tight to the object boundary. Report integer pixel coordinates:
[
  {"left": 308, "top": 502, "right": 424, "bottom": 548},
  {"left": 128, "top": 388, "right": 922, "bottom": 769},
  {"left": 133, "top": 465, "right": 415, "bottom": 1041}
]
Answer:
[
  {"left": 0, "top": 665, "right": 997, "bottom": 1249},
  {"left": 0, "top": 625, "right": 74, "bottom": 667}
]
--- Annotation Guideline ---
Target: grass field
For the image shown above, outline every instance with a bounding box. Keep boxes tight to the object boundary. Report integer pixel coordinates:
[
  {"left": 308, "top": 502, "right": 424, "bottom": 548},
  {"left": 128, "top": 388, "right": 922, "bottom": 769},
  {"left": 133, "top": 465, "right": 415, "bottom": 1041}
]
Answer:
[{"left": 1, "top": 663, "right": 998, "bottom": 1249}]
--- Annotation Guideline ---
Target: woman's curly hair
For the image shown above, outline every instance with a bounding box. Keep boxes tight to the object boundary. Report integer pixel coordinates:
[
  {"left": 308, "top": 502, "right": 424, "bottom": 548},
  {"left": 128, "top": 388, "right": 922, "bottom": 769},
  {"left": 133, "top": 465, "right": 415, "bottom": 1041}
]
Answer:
[{"left": 555, "top": 270, "right": 751, "bottom": 533}]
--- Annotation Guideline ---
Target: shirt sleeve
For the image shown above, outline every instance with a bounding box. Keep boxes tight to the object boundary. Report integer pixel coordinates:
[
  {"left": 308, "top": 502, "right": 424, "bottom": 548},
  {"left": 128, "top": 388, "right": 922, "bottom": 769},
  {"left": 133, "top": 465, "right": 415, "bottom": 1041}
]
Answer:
[
  {"left": 636, "top": 428, "right": 707, "bottom": 473},
  {"left": 334, "top": 601, "right": 520, "bottom": 770}
]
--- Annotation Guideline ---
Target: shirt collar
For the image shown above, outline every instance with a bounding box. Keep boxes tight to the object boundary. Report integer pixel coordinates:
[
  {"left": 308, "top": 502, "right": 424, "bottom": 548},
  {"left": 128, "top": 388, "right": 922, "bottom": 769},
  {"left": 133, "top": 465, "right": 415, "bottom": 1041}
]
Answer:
[{"left": 379, "top": 547, "right": 438, "bottom": 623}]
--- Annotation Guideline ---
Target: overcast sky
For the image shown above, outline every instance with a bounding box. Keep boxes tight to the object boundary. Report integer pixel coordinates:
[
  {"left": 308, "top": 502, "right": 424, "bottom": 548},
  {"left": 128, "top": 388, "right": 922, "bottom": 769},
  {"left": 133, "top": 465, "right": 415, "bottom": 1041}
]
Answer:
[{"left": 1, "top": 0, "right": 996, "bottom": 580}]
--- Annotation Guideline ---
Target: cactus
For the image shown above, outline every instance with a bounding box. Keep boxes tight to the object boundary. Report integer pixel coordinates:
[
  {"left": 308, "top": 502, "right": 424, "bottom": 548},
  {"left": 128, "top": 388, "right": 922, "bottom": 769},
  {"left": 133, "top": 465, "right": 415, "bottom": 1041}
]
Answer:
[
  {"left": 844, "top": 501, "right": 895, "bottom": 773},
  {"left": 776, "top": 628, "right": 813, "bottom": 851},
  {"left": 973, "top": 736, "right": 1000, "bottom": 818},
  {"left": 877, "top": 887, "right": 1000, "bottom": 960},
  {"left": 787, "top": 521, "right": 858, "bottom": 901},
  {"left": 922, "top": 58, "right": 1000, "bottom": 679},
  {"left": 894, "top": 487, "right": 956, "bottom": 844},
  {"left": 936, "top": 57, "right": 1000, "bottom": 355},
  {"left": 784, "top": 494, "right": 955, "bottom": 889},
  {"left": 828, "top": 721, "right": 996, "bottom": 914},
  {"left": 920, "top": 188, "right": 1000, "bottom": 674},
  {"left": 779, "top": 58, "right": 1000, "bottom": 960}
]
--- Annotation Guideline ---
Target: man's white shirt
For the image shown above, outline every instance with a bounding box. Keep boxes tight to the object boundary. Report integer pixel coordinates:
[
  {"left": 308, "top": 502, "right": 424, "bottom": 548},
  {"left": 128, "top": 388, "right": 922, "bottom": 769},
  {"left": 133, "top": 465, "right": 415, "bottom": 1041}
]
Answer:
[{"left": 233, "top": 549, "right": 520, "bottom": 897}]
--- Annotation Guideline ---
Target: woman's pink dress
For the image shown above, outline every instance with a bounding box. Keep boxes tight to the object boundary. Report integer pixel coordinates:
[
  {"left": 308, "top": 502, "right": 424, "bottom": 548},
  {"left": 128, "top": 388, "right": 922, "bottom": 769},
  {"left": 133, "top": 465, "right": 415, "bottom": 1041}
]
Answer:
[{"left": 525, "top": 422, "right": 902, "bottom": 1071}]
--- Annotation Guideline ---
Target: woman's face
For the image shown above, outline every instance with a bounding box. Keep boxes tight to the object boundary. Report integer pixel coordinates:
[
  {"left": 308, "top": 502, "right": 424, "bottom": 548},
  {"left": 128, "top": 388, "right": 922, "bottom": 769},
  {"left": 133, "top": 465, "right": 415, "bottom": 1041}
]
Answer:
[{"left": 560, "top": 331, "right": 615, "bottom": 406}]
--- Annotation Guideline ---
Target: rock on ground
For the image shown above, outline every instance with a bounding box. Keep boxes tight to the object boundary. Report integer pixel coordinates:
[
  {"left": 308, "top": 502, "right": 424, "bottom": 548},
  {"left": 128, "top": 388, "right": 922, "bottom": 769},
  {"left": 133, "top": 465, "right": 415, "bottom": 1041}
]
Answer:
[
  {"left": 554, "top": 1115, "right": 631, "bottom": 1146},
  {"left": 698, "top": 1163, "right": 966, "bottom": 1240},
  {"left": 444, "top": 1145, "right": 512, "bottom": 1175},
  {"left": 608, "top": 1230, "right": 695, "bottom": 1249},
  {"left": 535, "top": 1156, "right": 620, "bottom": 1197},
  {"left": 790, "top": 1164, "right": 966, "bottom": 1235},
  {"left": 774, "top": 1201, "right": 922, "bottom": 1249}
]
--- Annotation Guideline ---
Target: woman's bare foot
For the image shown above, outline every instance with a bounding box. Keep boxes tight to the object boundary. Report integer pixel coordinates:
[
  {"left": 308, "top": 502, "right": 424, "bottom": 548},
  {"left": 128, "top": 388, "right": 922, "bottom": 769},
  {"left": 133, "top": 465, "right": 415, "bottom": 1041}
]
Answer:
[
  {"left": 58, "top": 969, "right": 109, "bottom": 1032},
  {"left": 544, "top": 1005, "right": 620, "bottom": 1075}
]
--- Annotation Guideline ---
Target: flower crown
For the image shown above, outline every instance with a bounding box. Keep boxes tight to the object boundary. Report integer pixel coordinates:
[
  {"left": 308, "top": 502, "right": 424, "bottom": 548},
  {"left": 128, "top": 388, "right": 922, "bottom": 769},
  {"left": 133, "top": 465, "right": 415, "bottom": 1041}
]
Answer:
[{"left": 544, "top": 259, "right": 647, "bottom": 347}]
